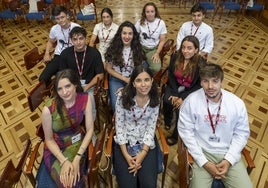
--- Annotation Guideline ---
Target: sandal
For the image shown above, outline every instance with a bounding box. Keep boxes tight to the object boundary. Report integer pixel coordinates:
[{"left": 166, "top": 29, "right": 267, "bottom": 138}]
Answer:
[{"left": 166, "top": 137, "right": 178, "bottom": 146}]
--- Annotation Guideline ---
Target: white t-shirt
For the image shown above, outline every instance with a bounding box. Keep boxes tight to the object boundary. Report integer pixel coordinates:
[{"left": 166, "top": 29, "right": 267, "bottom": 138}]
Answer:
[
  {"left": 92, "top": 22, "right": 119, "bottom": 62},
  {"left": 49, "top": 22, "right": 80, "bottom": 55},
  {"left": 135, "top": 18, "right": 167, "bottom": 48},
  {"left": 176, "top": 21, "right": 214, "bottom": 54}
]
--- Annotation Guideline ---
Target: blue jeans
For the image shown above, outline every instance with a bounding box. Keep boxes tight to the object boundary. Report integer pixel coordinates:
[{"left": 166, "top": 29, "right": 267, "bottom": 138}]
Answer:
[{"left": 109, "top": 76, "right": 127, "bottom": 112}]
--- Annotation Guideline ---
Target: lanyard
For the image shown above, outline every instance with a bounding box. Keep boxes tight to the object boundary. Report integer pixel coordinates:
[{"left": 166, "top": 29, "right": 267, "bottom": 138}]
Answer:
[
  {"left": 74, "top": 46, "right": 87, "bottom": 79},
  {"left": 146, "top": 19, "right": 161, "bottom": 38},
  {"left": 101, "top": 27, "right": 112, "bottom": 43},
  {"left": 131, "top": 105, "right": 148, "bottom": 126},
  {"left": 206, "top": 95, "right": 222, "bottom": 134},
  {"left": 190, "top": 24, "right": 199, "bottom": 36},
  {"left": 61, "top": 26, "right": 71, "bottom": 47},
  {"left": 123, "top": 48, "right": 132, "bottom": 65}
]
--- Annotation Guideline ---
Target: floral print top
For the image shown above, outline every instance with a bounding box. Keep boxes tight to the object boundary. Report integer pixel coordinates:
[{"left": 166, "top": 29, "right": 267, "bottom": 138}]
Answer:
[{"left": 114, "top": 95, "right": 159, "bottom": 149}]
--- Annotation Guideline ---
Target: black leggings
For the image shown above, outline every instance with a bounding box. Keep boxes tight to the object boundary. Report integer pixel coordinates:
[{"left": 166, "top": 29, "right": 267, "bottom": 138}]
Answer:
[
  {"left": 39, "top": 55, "right": 60, "bottom": 86},
  {"left": 163, "top": 97, "right": 180, "bottom": 140}
]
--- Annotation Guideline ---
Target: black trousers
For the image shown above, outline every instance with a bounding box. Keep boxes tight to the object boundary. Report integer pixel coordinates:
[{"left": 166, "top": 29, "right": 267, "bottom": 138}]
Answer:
[
  {"left": 163, "top": 97, "right": 180, "bottom": 140},
  {"left": 39, "top": 55, "right": 60, "bottom": 86},
  {"left": 112, "top": 141, "right": 158, "bottom": 188}
]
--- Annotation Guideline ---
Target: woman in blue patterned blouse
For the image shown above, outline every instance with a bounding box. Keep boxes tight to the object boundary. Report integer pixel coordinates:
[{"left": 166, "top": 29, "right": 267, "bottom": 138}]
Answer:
[{"left": 113, "top": 64, "right": 160, "bottom": 188}]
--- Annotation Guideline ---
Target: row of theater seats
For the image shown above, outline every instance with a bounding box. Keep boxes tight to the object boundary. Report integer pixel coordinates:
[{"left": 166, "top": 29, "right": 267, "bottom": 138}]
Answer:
[
  {"left": 0, "top": 0, "right": 98, "bottom": 33},
  {"left": 162, "top": 0, "right": 264, "bottom": 22}
]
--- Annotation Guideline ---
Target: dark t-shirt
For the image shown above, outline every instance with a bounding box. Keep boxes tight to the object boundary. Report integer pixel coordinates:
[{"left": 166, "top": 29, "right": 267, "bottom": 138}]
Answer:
[{"left": 59, "top": 45, "right": 104, "bottom": 84}]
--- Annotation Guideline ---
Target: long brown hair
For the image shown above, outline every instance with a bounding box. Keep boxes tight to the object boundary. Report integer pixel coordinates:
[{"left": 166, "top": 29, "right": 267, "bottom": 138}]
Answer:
[
  {"left": 174, "top": 35, "right": 201, "bottom": 77},
  {"left": 53, "top": 69, "right": 83, "bottom": 122}
]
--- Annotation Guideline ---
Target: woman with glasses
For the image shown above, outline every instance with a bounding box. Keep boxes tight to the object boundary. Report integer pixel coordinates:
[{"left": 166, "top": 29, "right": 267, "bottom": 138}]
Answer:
[
  {"left": 105, "top": 21, "right": 147, "bottom": 112},
  {"left": 89, "top": 7, "right": 119, "bottom": 64},
  {"left": 135, "top": 2, "right": 167, "bottom": 74}
]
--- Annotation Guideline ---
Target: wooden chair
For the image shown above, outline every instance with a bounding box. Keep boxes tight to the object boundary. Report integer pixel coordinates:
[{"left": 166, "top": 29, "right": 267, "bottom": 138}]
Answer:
[
  {"left": 105, "top": 124, "right": 169, "bottom": 188},
  {"left": 27, "top": 80, "right": 52, "bottom": 112},
  {"left": 0, "top": 139, "right": 31, "bottom": 188},
  {"left": 24, "top": 47, "right": 45, "bottom": 70},
  {"left": 159, "top": 38, "right": 174, "bottom": 67},
  {"left": 74, "top": 0, "right": 98, "bottom": 26},
  {"left": 88, "top": 123, "right": 108, "bottom": 188},
  {"left": 177, "top": 136, "right": 256, "bottom": 188},
  {"left": 242, "top": 0, "right": 264, "bottom": 18},
  {"left": 0, "top": 0, "right": 24, "bottom": 24},
  {"left": 24, "top": 0, "right": 50, "bottom": 33},
  {"left": 198, "top": 0, "right": 220, "bottom": 20},
  {"left": 219, "top": 0, "right": 243, "bottom": 22}
]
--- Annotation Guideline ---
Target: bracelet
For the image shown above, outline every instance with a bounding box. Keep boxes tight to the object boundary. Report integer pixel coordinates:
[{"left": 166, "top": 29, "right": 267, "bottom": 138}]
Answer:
[
  {"left": 142, "top": 149, "right": 148, "bottom": 153},
  {"left": 77, "top": 152, "right": 84, "bottom": 157},
  {"left": 60, "top": 157, "right": 68, "bottom": 167}
]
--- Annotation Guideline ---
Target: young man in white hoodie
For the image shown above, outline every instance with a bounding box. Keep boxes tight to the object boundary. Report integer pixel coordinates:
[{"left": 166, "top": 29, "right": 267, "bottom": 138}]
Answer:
[{"left": 178, "top": 63, "right": 252, "bottom": 188}]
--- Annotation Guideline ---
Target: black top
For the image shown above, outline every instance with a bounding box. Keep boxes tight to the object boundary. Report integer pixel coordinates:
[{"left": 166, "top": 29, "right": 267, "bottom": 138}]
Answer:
[{"left": 59, "top": 45, "right": 104, "bottom": 84}]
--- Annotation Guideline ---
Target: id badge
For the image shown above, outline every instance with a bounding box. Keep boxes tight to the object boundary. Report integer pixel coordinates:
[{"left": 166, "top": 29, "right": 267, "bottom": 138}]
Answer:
[
  {"left": 178, "top": 86, "right": 185, "bottom": 93},
  {"left": 71, "top": 133, "right": 81, "bottom": 144},
  {"left": 80, "top": 79, "right": 86, "bottom": 87},
  {"left": 209, "top": 135, "right": 220, "bottom": 142}
]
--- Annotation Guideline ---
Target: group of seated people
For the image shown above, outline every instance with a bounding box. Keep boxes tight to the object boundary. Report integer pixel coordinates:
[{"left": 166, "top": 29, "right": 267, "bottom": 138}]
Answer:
[{"left": 35, "top": 2, "right": 253, "bottom": 188}]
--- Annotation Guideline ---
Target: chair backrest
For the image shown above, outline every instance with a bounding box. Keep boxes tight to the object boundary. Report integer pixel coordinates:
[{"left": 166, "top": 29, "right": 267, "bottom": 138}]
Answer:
[
  {"left": 8, "top": 0, "right": 21, "bottom": 11},
  {"left": 24, "top": 47, "right": 44, "bottom": 70},
  {"left": 0, "top": 139, "right": 31, "bottom": 188},
  {"left": 88, "top": 123, "right": 107, "bottom": 187},
  {"left": 76, "top": 0, "right": 98, "bottom": 23},
  {"left": 177, "top": 136, "right": 191, "bottom": 188},
  {"left": 159, "top": 39, "right": 174, "bottom": 65},
  {"left": 27, "top": 80, "right": 51, "bottom": 112}
]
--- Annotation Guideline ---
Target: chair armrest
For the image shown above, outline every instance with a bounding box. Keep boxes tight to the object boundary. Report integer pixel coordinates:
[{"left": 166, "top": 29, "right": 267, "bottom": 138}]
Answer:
[
  {"left": 25, "top": 140, "right": 42, "bottom": 174},
  {"left": 156, "top": 126, "right": 168, "bottom": 155},
  {"left": 103, "top": 72, "right": 109, "bottom": 91},
  {"left": 187, "top": 152, "right": 194, "bottom": 165},
  {"left": 242, "top": 148, "right": 255, "bottom": 174},
  {"left": 88, "top": 141, "right": 94, "bottom": 161},
  {"left": 105, "top": 127, "right": 115, "bottom": 157}
]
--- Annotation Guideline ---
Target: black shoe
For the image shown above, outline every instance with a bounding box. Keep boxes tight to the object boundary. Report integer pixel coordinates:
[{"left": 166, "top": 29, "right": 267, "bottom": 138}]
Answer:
[{"left": 166, "top": 137, "right": 178, "bottom": 146}]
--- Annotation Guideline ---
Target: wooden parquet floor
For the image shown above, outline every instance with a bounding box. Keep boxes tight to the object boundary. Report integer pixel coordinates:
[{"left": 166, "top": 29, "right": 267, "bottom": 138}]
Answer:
[{"left": 1, "top": 0, "right": 268, "bottom": 187}]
